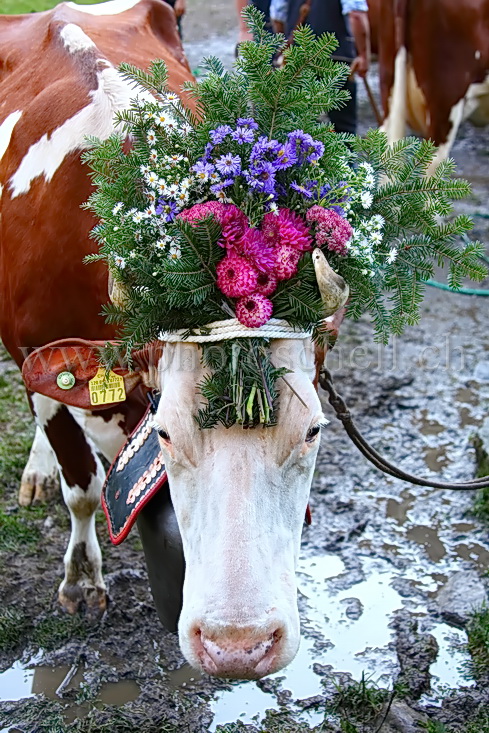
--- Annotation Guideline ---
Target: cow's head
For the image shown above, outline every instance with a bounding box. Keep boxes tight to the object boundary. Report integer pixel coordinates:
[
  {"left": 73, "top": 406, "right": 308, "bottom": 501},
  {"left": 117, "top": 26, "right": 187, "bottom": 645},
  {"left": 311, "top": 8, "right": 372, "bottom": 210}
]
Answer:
[
  {"left": 22, "top": 312, "right": 343, "bottom": 679},
  {"left": 153, "top": 336, "right": 323, "bottom": 678}
]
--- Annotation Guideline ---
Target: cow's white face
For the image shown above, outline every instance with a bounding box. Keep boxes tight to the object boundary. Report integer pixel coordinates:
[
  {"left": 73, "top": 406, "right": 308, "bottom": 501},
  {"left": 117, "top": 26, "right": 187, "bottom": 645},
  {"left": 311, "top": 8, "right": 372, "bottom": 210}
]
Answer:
[{"left": 153, "top": 338, "right": 323, "bottom": 679}]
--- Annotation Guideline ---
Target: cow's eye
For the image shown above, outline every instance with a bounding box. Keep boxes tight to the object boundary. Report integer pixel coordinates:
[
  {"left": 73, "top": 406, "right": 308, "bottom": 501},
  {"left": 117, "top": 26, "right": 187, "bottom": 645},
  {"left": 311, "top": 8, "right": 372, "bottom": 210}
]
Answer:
[
  {"left": 158, "top": 428, "right": 171, "bottom": 442},
  {"left": 306, "top": 425, "right": 321, "bottom": 442}
]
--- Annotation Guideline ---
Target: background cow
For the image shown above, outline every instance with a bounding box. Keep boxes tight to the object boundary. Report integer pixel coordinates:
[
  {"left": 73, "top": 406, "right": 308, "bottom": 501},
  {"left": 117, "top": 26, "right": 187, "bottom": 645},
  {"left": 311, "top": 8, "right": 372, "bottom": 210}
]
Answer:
[
  {"left": 0, "top": 0, "right": 192, "bottom": 616},
  {"left": 374, "top": 0, "right": 489, "bottom": 166}
]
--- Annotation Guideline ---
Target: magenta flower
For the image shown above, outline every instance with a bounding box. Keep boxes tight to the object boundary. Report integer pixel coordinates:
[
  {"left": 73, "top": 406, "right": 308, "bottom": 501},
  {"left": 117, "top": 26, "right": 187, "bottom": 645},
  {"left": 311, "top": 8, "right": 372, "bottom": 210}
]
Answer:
[
  {"left": 179, "top": 201, "right": 227, "bottom": 223},
  {"left": 255, "top": 270, "right": 278, "bottom": 296},
  {"left": 274, "top": 243, "right": 301, "bottom": 280},
  {"left": 236, "top": 293, "right": 273, "bottom": 328},
  {"left": 216, "top": 255, "right": 258, "bottom": 297},
  {"left": 237, "top": 228, "right": 276, "bottom": 272}
]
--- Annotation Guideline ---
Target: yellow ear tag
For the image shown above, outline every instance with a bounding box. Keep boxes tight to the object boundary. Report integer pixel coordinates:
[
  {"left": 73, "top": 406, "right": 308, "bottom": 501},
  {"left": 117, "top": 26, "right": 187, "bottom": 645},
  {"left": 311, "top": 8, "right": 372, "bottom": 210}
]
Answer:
[{"left": 89, "top": 368, "right": 126, "bottom": 406}]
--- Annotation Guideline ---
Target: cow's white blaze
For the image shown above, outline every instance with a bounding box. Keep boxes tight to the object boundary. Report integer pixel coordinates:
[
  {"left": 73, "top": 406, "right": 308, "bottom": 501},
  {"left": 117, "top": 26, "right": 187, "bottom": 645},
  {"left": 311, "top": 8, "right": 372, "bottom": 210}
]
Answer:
[
  {"left": 66, "top": 0, "right": 142, "bottom": 15},
  {"left": 153, "top": 338, "right": 323, "bottom": 678},
  {"left": 60, "top": 23, "right": 96, "bottom": 53},
  {"left": 8, "top": 57, "right": 132, "bottom": 198}
]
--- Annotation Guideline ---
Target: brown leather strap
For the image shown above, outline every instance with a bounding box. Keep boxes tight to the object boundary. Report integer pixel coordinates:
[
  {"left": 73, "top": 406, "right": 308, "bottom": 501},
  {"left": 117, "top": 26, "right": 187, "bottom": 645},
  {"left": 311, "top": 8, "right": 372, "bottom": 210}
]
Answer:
[{"left": 319, "top": 367, "right": 489, "bottom": 491}]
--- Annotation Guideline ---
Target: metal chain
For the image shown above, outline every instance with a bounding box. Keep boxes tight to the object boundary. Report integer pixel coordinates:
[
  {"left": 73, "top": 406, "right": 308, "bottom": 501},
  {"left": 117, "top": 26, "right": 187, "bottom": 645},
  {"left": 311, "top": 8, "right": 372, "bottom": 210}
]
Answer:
[{"left": 319, "top": 367, "right": 489, "bottom": 491}]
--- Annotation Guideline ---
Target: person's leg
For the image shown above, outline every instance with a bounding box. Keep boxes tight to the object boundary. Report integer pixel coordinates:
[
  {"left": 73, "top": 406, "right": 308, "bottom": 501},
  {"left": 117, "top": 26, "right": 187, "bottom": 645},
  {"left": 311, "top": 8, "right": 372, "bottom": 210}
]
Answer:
[{"left": 328, "top": 77, "right": 357, "bottom": 134}]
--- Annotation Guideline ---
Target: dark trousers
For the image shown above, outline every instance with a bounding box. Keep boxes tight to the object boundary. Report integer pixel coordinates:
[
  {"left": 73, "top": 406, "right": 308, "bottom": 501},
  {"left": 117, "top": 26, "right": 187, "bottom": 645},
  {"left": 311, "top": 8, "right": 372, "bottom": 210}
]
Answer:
[{"left": 329, "top": 75, "right": 357, "bottom": 135}]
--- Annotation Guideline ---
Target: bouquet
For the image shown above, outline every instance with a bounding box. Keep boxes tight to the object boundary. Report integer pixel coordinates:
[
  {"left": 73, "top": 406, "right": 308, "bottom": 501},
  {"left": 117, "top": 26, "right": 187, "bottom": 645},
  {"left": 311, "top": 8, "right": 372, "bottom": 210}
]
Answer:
[{"left": 84, "top": 7, "right": 486, "bottom": 428}]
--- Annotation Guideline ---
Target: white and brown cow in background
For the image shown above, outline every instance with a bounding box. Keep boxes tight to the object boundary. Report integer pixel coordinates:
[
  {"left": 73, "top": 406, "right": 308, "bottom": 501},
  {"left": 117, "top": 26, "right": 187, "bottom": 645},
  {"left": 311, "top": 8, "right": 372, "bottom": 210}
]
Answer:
[
  {"left": 372, "top": 0, "right": 489, "bottom": 167},
  {"left": 0, "top": 0, "right": 346, "bottom": 679}
]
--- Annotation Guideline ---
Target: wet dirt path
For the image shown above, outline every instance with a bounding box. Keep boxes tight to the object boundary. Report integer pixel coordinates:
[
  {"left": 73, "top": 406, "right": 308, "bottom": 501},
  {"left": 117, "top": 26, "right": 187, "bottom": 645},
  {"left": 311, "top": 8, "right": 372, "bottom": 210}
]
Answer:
[{"left": 1, "top": 1, "right": 489, "bottom": 731}]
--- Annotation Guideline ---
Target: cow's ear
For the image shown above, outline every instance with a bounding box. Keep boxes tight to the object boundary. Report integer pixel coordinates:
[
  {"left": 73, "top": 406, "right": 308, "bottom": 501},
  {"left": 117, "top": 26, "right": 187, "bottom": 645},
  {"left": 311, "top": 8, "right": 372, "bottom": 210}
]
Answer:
[
  {"left": 22, "top": 339, "right": 143, "bottom": 410},
  {"left": 132, "top": 341, "right": 165, "bottom": 390}
]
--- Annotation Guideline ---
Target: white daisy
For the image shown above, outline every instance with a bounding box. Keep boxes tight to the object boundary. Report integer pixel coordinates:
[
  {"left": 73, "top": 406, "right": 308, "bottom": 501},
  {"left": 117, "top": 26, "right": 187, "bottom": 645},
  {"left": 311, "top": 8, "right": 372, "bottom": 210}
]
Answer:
[
  {"left": 132, "top": 211, "right": 144, "bottom": 223},
  {"left": 165, "top": 92, "right": 179, "bottom": 103},
  {"left": 168, "top": 244, "right": 182, "bottom": 260},
  {"left": 157, "top": 179, "right": 168, "bottom": 195},
  {"left": 149, "top": 149, "right": 158, "bottom": 163},
  {"left": 146, "top": 171, "right": 158, "bottom": 187},
  {"left": 167, "top": 183, "right": 179, "bottom": 197},
  {"left": 147, "top": 129, "right": 157, "bottom": 144},
  {"left": 114, "top": 255, "right": 126, "bottom": 269},
  {"left": 155, "top": 239, "right": 167, "bottom": 251},
  {"left": 112, "top": 202, "right": 124, "bottom": 215},
  {"left": 387, "top": 247, "right": 398, "bottom": 264},
  {"left": 361, "top": 191, "right": 373, "bottom": 209},
  {"left": 146, "top": 191, "right": 156, "bottom": 203}
]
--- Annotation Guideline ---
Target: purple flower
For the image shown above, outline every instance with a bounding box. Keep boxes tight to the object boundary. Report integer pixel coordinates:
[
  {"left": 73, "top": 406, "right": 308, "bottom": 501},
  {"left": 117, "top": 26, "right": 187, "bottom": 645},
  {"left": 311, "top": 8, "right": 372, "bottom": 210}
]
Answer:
[
  {"left": 245, "top": 161, "right": 276, "bottom": 196},
  {"left": 210, "top": 125, "right": 232, "bottom": 144},
  {"left": 237, "top": 117, "right": 259, "bottom": 130},
  {"left": 272, "top": 141, "right": 298, "bottom": 170},
  {"left": 291, "top": 181, "right": 314, "bottom": 198},
  {"left": 215, "top": 153, "right": 242, "bottom": 177},
  {"left": 306, "top": 140, "right": 325, "bottom": 163},
  {"left": 210, "top": 179, "right": 234, "bottom": 194},
  {"left": 156, "top": 198, "right": 178, "bottom": 222},
  {"left": 250, "top": 136, "right": 280, "bottom": 163},
  {"left": 232, "top": 126, "right": 255, "bottom": 145},
  {"left": 203, "top": 142, "right": 214, "bottom": 161},
  {"left": 192, "top": 160, "right": 215, "bottom": 180}
]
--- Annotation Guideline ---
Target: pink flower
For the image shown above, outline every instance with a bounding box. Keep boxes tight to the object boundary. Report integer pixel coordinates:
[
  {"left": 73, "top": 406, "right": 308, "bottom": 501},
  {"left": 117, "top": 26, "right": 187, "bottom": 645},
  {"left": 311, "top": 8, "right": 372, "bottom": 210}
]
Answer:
[
  {"left": 255, "top": 270, "right": 278, "bottom": 296},
  {"left": 220, "top": 206, "right": 249, "bottom": 249},
  {"left": 216, "top": 255, "right": 258, "bottom": 298},
  {"left": 261, "top": 209, "right": 312, "bottom": 252},
  {"left": 179, "top": 201, "right": 227, "bottom": 223},
  {"left": 275, "top": 243, "right": 301, "bottom": 280},
  {"left": 236, "top": 228, "right": 275, "bottom": 272},
  {"left": 236, "top": 293, "right": 273, "bottom": 328},
  {"left": 306, "top": 205, "right": 353, "bottom": 256}
]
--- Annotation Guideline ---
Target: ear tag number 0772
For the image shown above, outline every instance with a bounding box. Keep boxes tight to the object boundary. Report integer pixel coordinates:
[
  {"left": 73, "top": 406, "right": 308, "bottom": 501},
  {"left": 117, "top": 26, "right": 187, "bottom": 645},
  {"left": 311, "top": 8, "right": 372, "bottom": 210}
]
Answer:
[{"left": 89, "top": 368, "right": 126, "bottom": 406}]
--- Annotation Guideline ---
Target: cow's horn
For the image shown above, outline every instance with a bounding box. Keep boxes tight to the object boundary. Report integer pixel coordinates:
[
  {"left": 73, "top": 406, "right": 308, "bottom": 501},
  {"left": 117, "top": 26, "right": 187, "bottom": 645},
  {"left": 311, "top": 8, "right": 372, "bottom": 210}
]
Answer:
[
  {"left": 312, "top": 248, "right": 349, "bottom": 316},
  {"left": 108, "top": 270, "right": 130, "bottom": 308}
]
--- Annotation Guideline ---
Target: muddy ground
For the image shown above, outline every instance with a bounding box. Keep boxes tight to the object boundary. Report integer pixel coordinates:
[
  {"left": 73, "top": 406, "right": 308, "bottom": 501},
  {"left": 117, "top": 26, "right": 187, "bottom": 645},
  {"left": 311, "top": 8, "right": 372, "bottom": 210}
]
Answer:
[{"left": 1, "top": 1, "right": 489, "bottom": 731}]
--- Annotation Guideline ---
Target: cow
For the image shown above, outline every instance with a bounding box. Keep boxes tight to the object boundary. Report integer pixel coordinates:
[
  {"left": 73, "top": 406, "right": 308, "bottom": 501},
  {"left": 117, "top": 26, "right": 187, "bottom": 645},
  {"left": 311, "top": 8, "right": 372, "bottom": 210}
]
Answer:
[
  {"left": 0, "top": 0, "right": 346, "bottom": 679},
  {"left": 375, "top": 0, "right": 489, "bottom": 167}
]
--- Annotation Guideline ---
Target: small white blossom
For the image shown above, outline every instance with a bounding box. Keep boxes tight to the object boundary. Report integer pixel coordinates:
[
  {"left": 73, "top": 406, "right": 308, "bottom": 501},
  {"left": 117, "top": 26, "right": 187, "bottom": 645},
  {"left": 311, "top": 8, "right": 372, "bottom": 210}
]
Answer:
[
  {"left": 209, "top": 171, "right": 220, "bottom": 182},
  {"left": 149, "top": 149, "right": 158, "bottom": 163},
  {"left": 157, "top": 179, "right": 168, "bottom": 195},
  {"left": 143, "top": 205, "right": 156, "bottom": 218},
  {"left": 132, "top": 211, "right": 144, "bottom": 223},
  {"left": 129, "top": 250, "right": 137, "bottom": 259},
  {"left": 147, "top": 129, "right": 157, "bottom": 144},
  {"left": 364, "top": 173, "right": 375, "bottom": 189},
  {"left": 146, "top": 171, "right": 158, "bottom": 187},
  {"left": 144, "top": 111, "right": 156, "bottom": 121},
  {"left": 371, "top": 232, "right": 383, "bottom": 245},
  {"left": 165, "top": 92, "right": 179, "bottom": 103},
  {"left": 268, "top": 203, "right": 279, "bottom": 215},
  {"left": 361, "top": 191, "right": 373, "bottom": 209},
  {"left": 175, "top": 190, "right": 189, "bottom": 205},
  {"left": 155, "top": 239, "right": 167, "bottom": 251},
  {"left": 167, "top": 183, "right": 179, "bottom": 196},
  {"left": 146, "top": 191, "right": 156, "bottom": 203},
  {"left": 113, "top": 226, "right": 119, "bottom": 232},
  {"left": 114, "top": 255, "right": 126, "bottom": 269},
  {"left": 155, "top": 111, "right": 176, "bottom": 127},
  {"left": 180, "top": 178, "right": 191, "bottom": 191},
  {"left": 112, "top": 202, "right": 124, "bottom": 215},
  {"left": 140, "top": 165, "right": 150, "bottom": 175},
  {"left": 387, "top": 248, "right": 398, "bottom": 264},
  {"left": 168, "top": 244, "right": 182, "bottom": 260},
  {"left": 372, "top": 214, "right": 385, "bottom": 228}
]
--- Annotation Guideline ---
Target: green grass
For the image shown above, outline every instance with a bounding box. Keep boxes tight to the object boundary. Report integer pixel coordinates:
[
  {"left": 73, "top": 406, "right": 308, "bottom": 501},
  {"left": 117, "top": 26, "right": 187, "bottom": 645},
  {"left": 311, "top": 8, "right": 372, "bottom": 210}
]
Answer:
[
  {"left": 2, "top": 0, "right": 105, "bottom": 14},
  {"left": 0, "top": 354, "right": 35, "bottom": 499},
  {"left": 0, "top": 507, "right": 42, "bottom": 551},
  {"left": 465, "top": 603, "right": 489, "bottom": 680},
  {"left": 471, "top": 434, "right": 489, "bottom": 522},
  {"left": 325, "top": 674, "right": 390, "bottom": 733},
  {"left": 0, "top": 607, "right": 30, "bottom": 652}
]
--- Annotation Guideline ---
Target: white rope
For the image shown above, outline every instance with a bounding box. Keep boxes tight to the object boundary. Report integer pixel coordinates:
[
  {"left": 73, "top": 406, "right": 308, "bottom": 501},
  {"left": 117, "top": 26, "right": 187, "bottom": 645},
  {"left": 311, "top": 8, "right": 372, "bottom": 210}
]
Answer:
[{"left": 159, "top": 318, "right": 312, "bottom": 343}]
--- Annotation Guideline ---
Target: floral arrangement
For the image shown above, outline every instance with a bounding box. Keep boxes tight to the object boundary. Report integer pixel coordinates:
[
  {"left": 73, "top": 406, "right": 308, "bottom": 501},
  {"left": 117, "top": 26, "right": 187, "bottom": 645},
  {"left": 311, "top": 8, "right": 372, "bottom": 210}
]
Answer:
[{"left": 84, "top": 8, "right": 485, "bottom": 428}]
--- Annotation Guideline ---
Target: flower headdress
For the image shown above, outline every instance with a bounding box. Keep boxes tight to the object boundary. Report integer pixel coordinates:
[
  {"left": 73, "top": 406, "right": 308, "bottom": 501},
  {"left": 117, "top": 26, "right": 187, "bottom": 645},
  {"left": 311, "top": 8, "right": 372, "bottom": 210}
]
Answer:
[{"left": 84, "top": 8, "right": 485, "bottom": 428}]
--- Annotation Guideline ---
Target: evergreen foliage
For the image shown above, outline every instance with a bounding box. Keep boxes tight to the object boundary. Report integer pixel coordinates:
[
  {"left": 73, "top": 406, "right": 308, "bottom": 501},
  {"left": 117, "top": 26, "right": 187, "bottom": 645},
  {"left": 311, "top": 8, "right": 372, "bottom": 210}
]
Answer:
[{"left": 83, "top": 7, "right": 486, "bottom": 427}]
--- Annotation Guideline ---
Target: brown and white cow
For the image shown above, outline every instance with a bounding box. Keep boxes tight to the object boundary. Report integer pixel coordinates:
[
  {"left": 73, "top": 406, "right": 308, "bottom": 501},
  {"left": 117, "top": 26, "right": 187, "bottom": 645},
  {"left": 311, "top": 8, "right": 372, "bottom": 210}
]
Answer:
[
  {"left": 375, "top": 0, "right": 489, "bottom": 167},
  {"left": 0, "top": 0, "right": 346, "bottom": 679}
]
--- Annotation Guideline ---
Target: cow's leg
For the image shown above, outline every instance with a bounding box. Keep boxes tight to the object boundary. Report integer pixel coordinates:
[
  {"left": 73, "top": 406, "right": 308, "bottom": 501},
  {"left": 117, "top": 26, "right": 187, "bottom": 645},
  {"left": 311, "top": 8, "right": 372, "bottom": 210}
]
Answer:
[
  {"left": 427, "top": 98, "right": 466, "bottom": 174},
  {"left": 31, "top": 394, "right": 107, "bottom": 616},
  {"left": 19, "top": 425, "right": 59, "bottom": 506}
]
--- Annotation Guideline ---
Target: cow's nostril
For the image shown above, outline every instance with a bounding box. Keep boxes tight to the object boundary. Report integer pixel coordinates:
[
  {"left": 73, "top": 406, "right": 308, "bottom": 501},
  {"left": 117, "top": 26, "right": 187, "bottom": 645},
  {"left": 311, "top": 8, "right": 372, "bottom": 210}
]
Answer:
[{"left": 193, "top": 627, "right": 284, "bottom": 679}]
